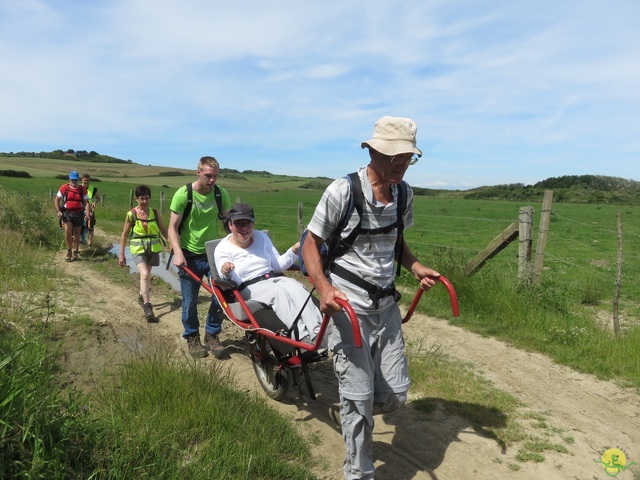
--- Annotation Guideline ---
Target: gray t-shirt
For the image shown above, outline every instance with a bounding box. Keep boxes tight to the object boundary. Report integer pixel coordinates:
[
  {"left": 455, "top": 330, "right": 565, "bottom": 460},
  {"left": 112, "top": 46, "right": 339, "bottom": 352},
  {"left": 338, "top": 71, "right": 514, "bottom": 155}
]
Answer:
[{"left": 307, "top": 166, "right": 414, "bottom": 314}]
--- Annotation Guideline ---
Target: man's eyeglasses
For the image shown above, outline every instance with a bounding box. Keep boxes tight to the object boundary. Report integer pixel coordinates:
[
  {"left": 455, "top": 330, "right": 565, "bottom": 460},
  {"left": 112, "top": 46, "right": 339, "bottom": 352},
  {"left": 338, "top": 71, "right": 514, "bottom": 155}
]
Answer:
[
  {"left": 232, "top": 219, "right": 253, "bottom": 229},
  {"left": 390, "top": 154, "right": 420, "bottom": 166}
]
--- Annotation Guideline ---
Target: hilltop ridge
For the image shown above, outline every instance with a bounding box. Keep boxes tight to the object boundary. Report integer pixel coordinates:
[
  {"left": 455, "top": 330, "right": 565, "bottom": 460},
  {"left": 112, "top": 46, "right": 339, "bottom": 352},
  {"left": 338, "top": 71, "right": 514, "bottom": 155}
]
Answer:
[{"left": 1, "top": 151, "right": 639, "bottom": 204}]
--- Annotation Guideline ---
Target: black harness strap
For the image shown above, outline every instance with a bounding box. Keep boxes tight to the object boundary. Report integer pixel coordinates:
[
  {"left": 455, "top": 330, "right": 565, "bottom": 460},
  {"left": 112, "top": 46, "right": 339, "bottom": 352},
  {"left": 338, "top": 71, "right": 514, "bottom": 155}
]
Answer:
[
  {"left": 327, "top": 173, "right": 408, "bottom": 306},
  {"left": 331, "top": 264, "right": 397, "bottom": 309},
  {"left": 238, "top": 271, "right": 284, "bottom": 291}
]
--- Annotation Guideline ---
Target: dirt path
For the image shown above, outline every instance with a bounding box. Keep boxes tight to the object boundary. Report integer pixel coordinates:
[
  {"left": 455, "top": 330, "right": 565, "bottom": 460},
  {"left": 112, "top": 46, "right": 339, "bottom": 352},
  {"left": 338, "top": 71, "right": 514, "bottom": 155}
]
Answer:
[{"left": 56, "top": 235, "right": 640, "bottom": 480}]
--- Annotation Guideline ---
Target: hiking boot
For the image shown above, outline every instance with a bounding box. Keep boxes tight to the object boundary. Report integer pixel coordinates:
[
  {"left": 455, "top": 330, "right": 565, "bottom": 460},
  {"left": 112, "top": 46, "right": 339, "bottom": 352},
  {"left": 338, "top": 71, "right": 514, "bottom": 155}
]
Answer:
[
  {"left": 138, "top": 293, "right": 144, "bottom": 306},
  {"left": 73, "top": 250, "right": 79, "bottom": 261},
  {"left": 186, "top": 335, "right": 208, "bottom": 359},
  {"left": 329, "top": 404, "right": 342, "bottom": 433},
  {"left": 143, "top": 302, "right": 155, "bottom": 321},
  {"left": 65, "top": 249, "right": 72, "bottom": 262},
  {"left": 204, "top": 333, "right": 225, "bottom": 358}
]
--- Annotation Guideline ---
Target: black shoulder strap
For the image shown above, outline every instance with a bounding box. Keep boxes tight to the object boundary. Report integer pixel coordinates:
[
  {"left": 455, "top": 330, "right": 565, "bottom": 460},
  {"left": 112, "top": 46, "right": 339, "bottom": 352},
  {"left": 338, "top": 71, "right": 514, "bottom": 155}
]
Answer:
[
  {"left": 326, "top": 173, "right": 359, "bottom": 263},
  {"left": 178, "top": 183, "right": 193, "bottom": 234},
  {"left": 179, "top": 183, "right": 224, "bottom": 234},
  {"left": 330, "top": 174, "right": 408, "bottom": 276},
  {"left": 132, "top": 208, "right": 160, "bottom": 225},
  {"left": 178, "top": 183, "right": 225, "bottom": 233},
  {"left": 394, "top": 181, "right": 408, "bottom": 275},
  {"left": 340, "top": 172, "right": 363, "bottom": 248},
  {"left": 213, "top": 184, "right": 223, "bottom": 220}
]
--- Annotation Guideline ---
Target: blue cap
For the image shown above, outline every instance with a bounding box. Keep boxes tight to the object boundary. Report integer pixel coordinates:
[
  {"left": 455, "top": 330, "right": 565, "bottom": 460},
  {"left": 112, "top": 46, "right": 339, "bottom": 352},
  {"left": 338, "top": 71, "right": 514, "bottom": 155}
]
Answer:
[{"left": 69, "top": 171, "right": 79, "bottom": 180}]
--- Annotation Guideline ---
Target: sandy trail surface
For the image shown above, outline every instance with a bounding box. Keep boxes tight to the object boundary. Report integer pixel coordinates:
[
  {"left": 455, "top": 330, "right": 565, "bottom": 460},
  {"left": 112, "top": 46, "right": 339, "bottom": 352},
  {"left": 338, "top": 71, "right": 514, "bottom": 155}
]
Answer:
[{"left": 56, "top": 237, "right": 640, "bottom": 480}]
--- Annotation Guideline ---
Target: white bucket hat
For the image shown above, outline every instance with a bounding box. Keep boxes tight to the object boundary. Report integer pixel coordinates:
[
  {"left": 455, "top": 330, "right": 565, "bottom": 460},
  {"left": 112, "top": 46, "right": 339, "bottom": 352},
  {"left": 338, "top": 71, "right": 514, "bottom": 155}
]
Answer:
[{"left": 361, "top": 116, "right": 422, "bottom": 157}]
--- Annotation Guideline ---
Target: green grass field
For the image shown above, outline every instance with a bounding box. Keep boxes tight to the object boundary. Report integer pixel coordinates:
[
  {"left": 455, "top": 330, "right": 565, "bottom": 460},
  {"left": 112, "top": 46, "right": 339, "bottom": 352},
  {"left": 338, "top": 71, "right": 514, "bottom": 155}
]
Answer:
[
  {"left": 2, "top": 159, "right": 639, "bottom": 477},
  {"left": 2, "top": 156, "right": 639, "bottom": 321}
]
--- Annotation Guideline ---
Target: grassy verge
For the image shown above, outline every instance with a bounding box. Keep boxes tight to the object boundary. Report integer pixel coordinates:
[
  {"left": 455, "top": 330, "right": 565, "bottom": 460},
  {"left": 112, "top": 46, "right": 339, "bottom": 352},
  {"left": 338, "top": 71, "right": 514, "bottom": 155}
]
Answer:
[
  {"left": 403, "top": 248, "right": 640, "bottom": 389},
  {"left": 0, "top": 188, "right": 318, "bottom": 479},
  {"left": 85, "top": 351, "right": 316, "bottom": 479}
]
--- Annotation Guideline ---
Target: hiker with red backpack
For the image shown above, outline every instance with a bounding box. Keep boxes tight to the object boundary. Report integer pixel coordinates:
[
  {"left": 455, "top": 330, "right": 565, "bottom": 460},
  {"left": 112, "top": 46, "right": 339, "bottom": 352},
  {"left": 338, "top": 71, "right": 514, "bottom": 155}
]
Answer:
[
  {"left": 54, "top": 170, "right": 92, "bottom": 262},
  {"left": 118, "top": 185, "right": 169, "bottom": 322},
  {"left": 301, "top": 116, "right": 440, "bottom": 480}
]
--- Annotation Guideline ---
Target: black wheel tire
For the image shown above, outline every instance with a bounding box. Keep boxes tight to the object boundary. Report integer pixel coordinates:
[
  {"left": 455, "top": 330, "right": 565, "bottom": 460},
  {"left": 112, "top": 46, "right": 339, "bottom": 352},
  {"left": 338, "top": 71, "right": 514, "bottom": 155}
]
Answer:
[{"left": 251, "top": 343, "right": 290, "bottom": 401}]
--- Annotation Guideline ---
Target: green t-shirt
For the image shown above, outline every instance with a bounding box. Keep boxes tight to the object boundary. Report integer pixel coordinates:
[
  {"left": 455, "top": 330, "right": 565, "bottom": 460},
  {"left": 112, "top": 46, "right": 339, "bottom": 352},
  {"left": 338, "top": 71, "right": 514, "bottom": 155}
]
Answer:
[{"left": 170, "top": 184, "right": 232, "bottom": 255}]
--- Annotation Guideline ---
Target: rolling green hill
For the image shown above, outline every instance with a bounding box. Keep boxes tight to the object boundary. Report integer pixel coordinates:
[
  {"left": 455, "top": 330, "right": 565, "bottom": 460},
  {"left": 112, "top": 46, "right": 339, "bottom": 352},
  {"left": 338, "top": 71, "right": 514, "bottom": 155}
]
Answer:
[
  {"left": 1, "top": 151, "right": 639, "bottom": 204},
  {"left": 0, "top": 154, "right": 332, "bottom": 192}
]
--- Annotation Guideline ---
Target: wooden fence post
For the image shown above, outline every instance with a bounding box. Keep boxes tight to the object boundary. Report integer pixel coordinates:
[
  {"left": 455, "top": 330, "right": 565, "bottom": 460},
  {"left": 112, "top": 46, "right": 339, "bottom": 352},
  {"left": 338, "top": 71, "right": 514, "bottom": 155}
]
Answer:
[
  {"left": 518, "top": 206, "right": 533, "bottom": 283},
  {"left": 297, "top": 202, "right": 304, "bottom": 240},
  {"left": 533, "top": 190, "right": 553, "bottom": 284},
  {"left": 129, "top": 190, "right": 134, "bottom": 209},
  {"left": 160, "top": 191, "right": 165, "bottom": 213},
  {"left": 464, "top": 222, "right": 519, "bottom": 276},
  {"left": 613, "top": 211, "right": 622, "bottom": 337}
]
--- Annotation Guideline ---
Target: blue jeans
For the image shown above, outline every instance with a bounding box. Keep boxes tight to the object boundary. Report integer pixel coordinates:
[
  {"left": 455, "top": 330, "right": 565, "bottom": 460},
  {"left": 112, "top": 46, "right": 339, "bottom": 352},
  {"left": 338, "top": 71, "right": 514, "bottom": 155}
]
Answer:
[{"left": 179, "top": 255, "right": 222, "bottom": 338}]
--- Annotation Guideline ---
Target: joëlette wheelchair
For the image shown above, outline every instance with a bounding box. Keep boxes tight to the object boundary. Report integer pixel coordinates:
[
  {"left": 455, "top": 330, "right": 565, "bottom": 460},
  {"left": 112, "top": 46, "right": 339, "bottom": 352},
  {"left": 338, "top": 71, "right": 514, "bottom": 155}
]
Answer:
[{"left": 181, "top": 238, "right": 459, "bottom": 402}]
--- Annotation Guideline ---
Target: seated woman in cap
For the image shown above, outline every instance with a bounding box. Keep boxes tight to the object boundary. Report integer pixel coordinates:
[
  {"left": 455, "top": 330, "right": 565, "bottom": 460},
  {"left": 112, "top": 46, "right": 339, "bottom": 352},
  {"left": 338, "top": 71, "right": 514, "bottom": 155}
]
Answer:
[{"left": 214, "top": 203, "right": 323, "bottom": 346}]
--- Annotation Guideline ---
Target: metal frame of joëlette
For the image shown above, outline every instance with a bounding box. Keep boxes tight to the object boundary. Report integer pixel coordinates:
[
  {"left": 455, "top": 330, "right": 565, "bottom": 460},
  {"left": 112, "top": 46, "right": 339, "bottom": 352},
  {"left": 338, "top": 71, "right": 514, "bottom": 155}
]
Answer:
[{"left": 180, "top": 266, "right": 459, "bottom": 354}]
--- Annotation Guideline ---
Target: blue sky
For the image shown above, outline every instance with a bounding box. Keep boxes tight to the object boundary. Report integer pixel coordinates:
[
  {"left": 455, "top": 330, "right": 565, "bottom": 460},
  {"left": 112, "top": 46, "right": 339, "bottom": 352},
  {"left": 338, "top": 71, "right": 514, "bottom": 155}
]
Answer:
[{"left": 1, "top": 1, "right": 638, "bottom": 189}]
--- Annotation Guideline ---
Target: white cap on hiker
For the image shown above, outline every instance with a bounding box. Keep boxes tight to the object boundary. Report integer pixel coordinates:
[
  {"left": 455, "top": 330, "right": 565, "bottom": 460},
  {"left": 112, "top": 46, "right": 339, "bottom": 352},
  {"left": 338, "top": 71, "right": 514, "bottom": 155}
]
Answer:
[{"left": 361, "top": 116, "right": 422, "bottom": 157}]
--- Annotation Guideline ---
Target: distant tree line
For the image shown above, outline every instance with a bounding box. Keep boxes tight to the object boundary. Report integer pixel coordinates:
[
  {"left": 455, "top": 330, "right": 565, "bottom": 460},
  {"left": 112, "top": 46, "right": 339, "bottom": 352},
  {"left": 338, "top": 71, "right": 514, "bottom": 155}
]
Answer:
[
  {"left": 462, "top": 175, "right": 640, "bottom": 205},
  {"left": 533, "top": 175, "right": 640, "bottom": 191},
  {"left": 0, "top": 150, "right": 133, "bottom": 164}
]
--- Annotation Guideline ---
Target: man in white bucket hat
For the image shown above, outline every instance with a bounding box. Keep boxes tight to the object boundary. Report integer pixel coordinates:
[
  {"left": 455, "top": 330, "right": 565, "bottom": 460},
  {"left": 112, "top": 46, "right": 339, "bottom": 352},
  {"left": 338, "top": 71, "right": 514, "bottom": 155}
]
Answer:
[{"left": 302, "top": 116, "right": 440, "bottom": 479}]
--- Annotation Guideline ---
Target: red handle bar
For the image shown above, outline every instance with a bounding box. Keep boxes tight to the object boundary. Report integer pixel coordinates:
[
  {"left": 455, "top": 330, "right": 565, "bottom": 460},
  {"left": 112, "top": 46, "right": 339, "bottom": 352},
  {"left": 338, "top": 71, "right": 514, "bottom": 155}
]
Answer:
[
  {"left": 334, "top": 297, "right": 362, "bottom": 348},
  {"left": 402, "top": 275, "right": 459, "bottom": 324},
  {"left": 179, "top": 265, "right": 363, "bottom": 349}
]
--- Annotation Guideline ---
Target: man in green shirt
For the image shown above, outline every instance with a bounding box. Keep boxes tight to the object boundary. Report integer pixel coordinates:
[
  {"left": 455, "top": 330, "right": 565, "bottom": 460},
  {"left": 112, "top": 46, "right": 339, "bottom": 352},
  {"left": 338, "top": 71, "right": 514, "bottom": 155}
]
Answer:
[
  {"left": 168, "top": 156, "right": 231, "bottom": 358},
  {"left": 80, "top": 173, "right": 100, "bottom": 247}
]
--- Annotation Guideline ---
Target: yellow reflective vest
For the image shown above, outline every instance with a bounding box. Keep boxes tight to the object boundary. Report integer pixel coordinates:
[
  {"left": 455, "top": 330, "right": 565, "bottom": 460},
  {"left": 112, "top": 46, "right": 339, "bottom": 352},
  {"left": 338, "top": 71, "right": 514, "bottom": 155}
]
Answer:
[{"left": 128, "top": 208, "right": 163, "bottom": 255}]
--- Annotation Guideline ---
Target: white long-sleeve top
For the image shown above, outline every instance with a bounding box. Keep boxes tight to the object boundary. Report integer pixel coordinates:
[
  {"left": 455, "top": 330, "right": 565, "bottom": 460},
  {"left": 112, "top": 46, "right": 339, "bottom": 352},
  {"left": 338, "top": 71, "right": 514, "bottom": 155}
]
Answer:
[{"left": 214, "top": 230, "right": 297, "bottom": 284}]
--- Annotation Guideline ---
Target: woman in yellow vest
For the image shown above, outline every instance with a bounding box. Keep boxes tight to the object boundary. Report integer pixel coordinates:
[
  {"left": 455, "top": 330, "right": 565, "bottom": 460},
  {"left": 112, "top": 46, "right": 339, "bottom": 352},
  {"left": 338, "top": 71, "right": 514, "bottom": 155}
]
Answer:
[{"left": 118, "top": 185, "right": 169, "bottom": 322}]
